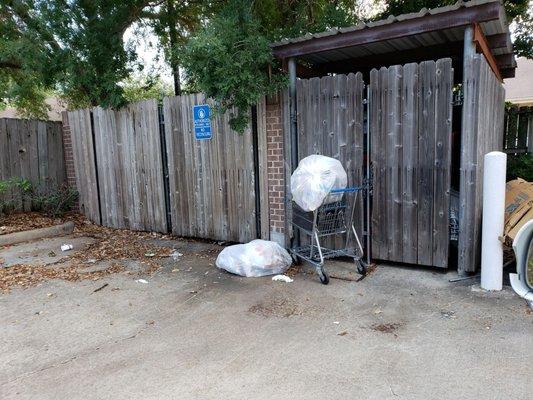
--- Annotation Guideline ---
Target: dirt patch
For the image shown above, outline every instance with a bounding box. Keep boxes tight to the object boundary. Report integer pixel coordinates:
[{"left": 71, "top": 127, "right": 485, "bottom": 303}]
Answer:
[
  {"left": 249, "top": 297, "right": 303, "bottom": 318},
  {"left": 370, "top": 322, "right": 403, "bottom": 334}
]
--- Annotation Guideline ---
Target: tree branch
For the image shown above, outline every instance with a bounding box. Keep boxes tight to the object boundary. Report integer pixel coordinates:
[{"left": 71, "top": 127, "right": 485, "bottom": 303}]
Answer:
[{"left": 0, "top": 60, "right": 22, "bottom": 70}]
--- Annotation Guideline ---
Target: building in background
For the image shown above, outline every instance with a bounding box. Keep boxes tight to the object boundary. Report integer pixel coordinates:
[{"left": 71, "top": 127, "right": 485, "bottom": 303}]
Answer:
[
  {"left": 0, "top": 97, "right": 66, "bottom": 121},
  {"left": 505, "top": 57, "right": 533, "bottom": 106}
]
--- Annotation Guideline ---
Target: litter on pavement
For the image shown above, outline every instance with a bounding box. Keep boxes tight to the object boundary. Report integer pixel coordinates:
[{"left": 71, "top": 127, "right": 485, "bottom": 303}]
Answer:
[
  {"left": 60, "top": 244, "right": 73, "bottom": 251},
  {"left": 272, "top": 274, "right": 294, "bottom": 283}
]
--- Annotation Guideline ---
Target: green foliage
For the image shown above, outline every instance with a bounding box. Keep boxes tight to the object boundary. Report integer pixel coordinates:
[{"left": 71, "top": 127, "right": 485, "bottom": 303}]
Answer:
[
  {"left": 2, "top": 0, "right": 529, "bottom": 125},
  {"left": 31, "top": 186, "right": 79, "bottom": 217},
  {"left": 39, "top": 1, "right": 150, "bottom": 110},
  {"left": 182, "top": 0, "right": 358, "bottom": 132},
  {"left": 0, "top": 1, "right": 53, "bottom": 118},
  {"left": 1, "top": 0, "right": 157, "bottom": 115},
  {"left": 507, "top": 154, "right": 533, "bottom": 182},
  {"left": 0, "top": 177, "right": 78, "bottom": 217},
  {"left": 122, "top": 76, "right": 174, "bottom": 103},
  {"left": 182, "top": 0, "right": 287, "bottom": 132},
  {"left": 143, "top": 0, "right": 217, "bottom": 94},
  {"left": 513, "top": 6, "right": 533, "bottom": 59},
  {"left": 253, "top": 0, "right": 356, "bottom": 40},
  {"left": 0, "top": 177, "right": 33, "bottom": 214}
]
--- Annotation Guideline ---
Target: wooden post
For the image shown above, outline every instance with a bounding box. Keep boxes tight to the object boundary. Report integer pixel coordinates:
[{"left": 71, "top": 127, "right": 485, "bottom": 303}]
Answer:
[
  {"left": 527, "top": 113, "right": 533, "bottom": 153},
  {"left": 458, "top": 26, "right": 476, "bottom": 276},
  {"left": 288, "top": 58, "right": 298, "bottom": 172}
]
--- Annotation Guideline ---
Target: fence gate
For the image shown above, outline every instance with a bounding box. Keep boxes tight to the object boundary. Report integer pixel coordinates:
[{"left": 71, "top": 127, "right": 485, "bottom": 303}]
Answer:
[
  {"left": 294, "top": 58, "right": 453, "bottom": 268},
  {"left": 370, "top": 59, "right": 453, "bottom": 268},
  {"left": 295, "top": 73, "right": 366, "bottom": 247}
]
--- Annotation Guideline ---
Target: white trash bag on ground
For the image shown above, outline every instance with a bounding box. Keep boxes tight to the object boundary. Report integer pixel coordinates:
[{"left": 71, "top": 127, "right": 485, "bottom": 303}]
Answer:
[
  {"left": 215, "top": 239, "right": 292, "bottom": 277},
  {"left": 290, "top": 155, "right": 347, "bottom": 211}
]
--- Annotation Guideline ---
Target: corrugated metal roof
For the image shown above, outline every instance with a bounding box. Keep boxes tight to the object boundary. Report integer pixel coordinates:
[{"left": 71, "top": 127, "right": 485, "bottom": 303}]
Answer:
[
  {"left": 271, "top": 0, "right": 515, "bottom": 76},
  {"left": 271, "top": 0, "right": 505, "bottom": 47}
]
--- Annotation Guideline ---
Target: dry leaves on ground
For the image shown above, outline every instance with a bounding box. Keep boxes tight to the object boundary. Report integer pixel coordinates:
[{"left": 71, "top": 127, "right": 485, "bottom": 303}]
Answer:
[
  {"left": 0, "top": 212, "right": 69, "bottom": 235},
  {"left": 0, "top": 263, "right": 125, "bottom": 292},
  {"left": 0, "top": 212, "right": 180, "bottom": 292}
]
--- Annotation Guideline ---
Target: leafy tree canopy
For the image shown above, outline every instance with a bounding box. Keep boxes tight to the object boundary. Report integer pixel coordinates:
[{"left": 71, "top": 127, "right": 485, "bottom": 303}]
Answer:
[
  {"left": 1, "top": 0, "right": 158, "bottom": 116},
  {"left": 122, "top": 75, "right": 174, "bottom": 103},
  {"left": 182, "top": 0, "right": 361, "bottom": 131},
  {"left": 0, "top": 0, "right": 210, "bottom": 118},
  {"left": 1, "top": 0, "right": 531, "bottom": 127}
]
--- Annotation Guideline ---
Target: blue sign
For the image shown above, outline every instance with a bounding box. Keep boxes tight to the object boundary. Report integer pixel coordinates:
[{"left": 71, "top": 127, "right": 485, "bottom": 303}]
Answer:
[{"left": 193, "top": 105, "right": 212, "bottom": 140}]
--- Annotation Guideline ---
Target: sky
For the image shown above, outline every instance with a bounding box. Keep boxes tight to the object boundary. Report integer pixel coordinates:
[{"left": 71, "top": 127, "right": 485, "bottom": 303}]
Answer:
[{"left": 124, "top": 24, "right": 173, "bottom": 84}]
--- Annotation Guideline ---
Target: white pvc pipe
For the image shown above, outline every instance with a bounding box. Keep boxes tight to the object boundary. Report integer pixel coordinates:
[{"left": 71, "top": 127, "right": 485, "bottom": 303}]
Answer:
[{"left": 480, "top": 151, "right": 507, "bottom": 291}]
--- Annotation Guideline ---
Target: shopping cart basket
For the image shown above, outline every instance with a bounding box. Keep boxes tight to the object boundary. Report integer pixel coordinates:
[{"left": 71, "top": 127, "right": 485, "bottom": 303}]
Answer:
[{"left": 290, "top": 187, "right": 367, "bottom": 284}]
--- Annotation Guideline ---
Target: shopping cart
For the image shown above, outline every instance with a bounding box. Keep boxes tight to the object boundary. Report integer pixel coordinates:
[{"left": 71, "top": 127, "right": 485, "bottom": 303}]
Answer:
[{"left": 290, "top": 187, "right": 367, "bottom": 284}]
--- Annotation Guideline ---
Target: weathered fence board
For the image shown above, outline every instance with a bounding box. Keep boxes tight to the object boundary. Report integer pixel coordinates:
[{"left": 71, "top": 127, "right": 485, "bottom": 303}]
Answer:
[
  {"left": 68, "top": 109, "right": 101, "bottom": 224},
  {"left": 295, "top": 73, "right": 365, "bottom": 249},
  {"left": 433, "top": 59, "right": 453, "bottom": 268},
  {"left": 0, "top": 118, "right": 66, "bottom": 211},
  {"left": 400, "top": 63, "right": 419, "bottom": 265},
  {"left": 163, "top": 94, "right": 257, "bottom": 242},
  {"left": 370, "top": 59, "right": 453, "bottom": 268},
  {"left": 458, "top": 54, "right": 505, "bottom": 274}
]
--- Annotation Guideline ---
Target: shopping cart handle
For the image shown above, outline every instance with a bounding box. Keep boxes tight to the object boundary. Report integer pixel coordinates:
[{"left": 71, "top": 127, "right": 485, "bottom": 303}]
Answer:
[{"left": 330, "top": 187, "right": 361, "bottom": 193}]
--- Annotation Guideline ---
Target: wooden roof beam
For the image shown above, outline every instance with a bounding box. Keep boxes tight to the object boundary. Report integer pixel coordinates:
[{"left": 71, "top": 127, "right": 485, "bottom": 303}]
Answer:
[
  {"left": 472, "top": 22, "right": 502, "bottom": 81},
  {"left": 486, "top": 33, "right": 511, "bottom": 50}
]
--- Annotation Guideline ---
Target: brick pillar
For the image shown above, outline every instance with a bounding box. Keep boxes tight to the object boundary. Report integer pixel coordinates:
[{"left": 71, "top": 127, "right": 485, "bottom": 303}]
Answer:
[
  {"left": 265, "top": 95, "right": 286, "bottom": 246},
  {"left": 61, "top": 111, "right": 79, "bottom": 211}
]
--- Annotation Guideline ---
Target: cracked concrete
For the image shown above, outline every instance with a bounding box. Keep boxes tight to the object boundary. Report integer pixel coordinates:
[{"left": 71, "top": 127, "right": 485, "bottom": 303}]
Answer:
[{"left": 1, "top": 238, "right": 532, "bottom": 400}]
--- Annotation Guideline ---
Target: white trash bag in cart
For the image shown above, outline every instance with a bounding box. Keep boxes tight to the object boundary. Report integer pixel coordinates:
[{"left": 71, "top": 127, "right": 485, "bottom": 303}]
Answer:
[
  {"left": 290, "top": 155, "right": 348, "bottom": 212},
  {"left": 215, "top": 239, "right": 292, "bottom": 277}
]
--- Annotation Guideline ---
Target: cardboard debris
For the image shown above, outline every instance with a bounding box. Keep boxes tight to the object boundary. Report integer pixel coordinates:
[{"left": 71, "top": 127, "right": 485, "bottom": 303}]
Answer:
[{"left": 503, "top": 178, "right": 533, "bottom": 245}]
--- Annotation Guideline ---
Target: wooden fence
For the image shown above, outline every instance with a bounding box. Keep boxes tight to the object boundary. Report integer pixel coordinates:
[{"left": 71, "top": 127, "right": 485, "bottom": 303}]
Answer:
[
  {"left": 370, "top": 59, "right": 453, "bottom": 268},
  {"left": 458, "top": 53, "right": 505, "bottom": 274},
  {"left": 163, "top": 95, "right": 256, "bottom": 242},
  {"left": 68, "top": 95, "right": 257, "bottom": 242},
  {"left": 503, "top": 106, "right": 533, "bottom": 155},
  {"left": 0, "top": 118, "right": 66, "bottom": 211}
]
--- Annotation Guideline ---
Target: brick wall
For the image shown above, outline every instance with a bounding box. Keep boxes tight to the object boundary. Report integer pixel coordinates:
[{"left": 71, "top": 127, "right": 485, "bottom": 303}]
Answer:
[
  {"left": 61, "top": 111, "right": 79, "bottom": 211},
  {"left": 265, "top": 95, "right": 286, "bottom": 245}
]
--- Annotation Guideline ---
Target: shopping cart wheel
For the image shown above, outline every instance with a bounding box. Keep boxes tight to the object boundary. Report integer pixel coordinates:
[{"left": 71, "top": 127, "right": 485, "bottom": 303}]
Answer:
[
  {"left": 356, "top": 260, "right": 367, "bottom": 276},
  {"left": 317, "top": 267, "right": 330, "bottom": 285}
]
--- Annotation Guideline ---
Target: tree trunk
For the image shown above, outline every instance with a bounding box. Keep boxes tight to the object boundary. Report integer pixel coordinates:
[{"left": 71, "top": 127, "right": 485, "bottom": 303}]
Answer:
[{"left": 167, "top": 0, "right": 181, "bottom": 96}]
